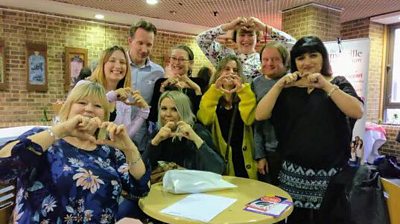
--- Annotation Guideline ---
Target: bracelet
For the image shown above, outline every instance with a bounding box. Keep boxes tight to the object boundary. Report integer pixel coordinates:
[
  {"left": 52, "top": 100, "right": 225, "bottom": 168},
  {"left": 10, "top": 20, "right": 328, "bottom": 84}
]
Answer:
[
  {"left": 46, "top": 128, "right": 60, "bottom": 141},
  {"left": 127, "top": 157, "right": 142, "bottom": 167},
  {"left": 327, "top": 85, "right": 339, "bottom": 97}
]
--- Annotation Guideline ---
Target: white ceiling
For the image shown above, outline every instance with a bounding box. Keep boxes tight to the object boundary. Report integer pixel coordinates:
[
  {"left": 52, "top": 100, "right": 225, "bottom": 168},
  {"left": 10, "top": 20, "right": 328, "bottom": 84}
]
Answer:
[{"left": 1, "top": 0, "right": 400, "bottom": 35}]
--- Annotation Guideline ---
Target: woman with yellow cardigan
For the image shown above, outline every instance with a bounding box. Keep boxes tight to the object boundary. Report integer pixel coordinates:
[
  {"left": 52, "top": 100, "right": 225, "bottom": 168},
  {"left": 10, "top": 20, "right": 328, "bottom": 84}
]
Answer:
[{"left": 198, "top": 55, "right": 257, "bottom": 179}]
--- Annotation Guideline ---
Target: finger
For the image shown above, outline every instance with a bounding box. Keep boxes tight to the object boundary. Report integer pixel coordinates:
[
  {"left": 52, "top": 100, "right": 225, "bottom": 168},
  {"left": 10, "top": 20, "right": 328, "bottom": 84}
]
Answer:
[
  {"left": 306, "top": 73, "right": 319, "bottom": 84},
  {"left": 115, "top": 124, "right": 125, "bottom": 135},
  {"left": 176, "top": 121, "right": 186, "bottom": 127},
  {"left": 131, "top": 90, "right": 142, "bottom": 99},
  {"left": 123, "top": 101, "right": 137, "bottom": 106},
  {"left": 78, "top": 116, "right": 88, "bottom": 127},
  {"left": 105, "top": 123, "right": 117, "bottom": 141},
  {"left": 85, "top": 119, "right": 100, "bottom": 135},
  {"left": 283, "top": 76, "right": 293, "bottom": 85},
  {"left": 220, "top": 87, "right": 231, "bottom": 94},
  {"left": 165, "top": 121, "right": 176, "bottom": 130}
]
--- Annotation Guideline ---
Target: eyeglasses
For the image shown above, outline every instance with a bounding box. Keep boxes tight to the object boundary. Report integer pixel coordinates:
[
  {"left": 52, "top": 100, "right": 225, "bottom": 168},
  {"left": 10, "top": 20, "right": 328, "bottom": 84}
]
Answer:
[{"left": 170, "top": 57, "right": 190, "bottom": 63}]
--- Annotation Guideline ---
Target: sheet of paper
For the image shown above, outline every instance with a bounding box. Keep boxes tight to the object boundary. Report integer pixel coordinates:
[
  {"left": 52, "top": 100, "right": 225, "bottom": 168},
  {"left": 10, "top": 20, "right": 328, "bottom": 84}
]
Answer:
[{"left": 161, "top": 193, "right": 237, "bottom": 222}]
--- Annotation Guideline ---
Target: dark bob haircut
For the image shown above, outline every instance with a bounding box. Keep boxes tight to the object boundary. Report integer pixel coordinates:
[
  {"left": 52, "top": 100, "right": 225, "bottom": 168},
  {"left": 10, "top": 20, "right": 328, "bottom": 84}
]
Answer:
[{"left": 290, "top": 36, "right": 332, "bottom": 77}]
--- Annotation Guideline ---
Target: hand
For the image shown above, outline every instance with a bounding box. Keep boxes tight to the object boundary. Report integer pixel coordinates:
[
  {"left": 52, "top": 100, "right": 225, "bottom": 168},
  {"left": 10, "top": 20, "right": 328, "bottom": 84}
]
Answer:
[
  {"left": 128, "top": 90, "right": 149, "bottom": 108},
  {"left": 175, "top": 121, "right": 204, "bottom": 148},
  {"left": 247, "top": 17, "right": 266, "bottom": 32},
  {"left": 305, "top": 73, "right": 330, "bottom": 89},
  {"left": 215, "top": 74, "right": 243, "bottom": 94},
  {"left": 215, "top": 74, "right": 232, "bottom": 94},
  {"left": 276, "top": 72, "right": 301, "bottom": 88},
  {"left": 257, "top": 158, "right": 269, "bottom": 175},
  {"left": 175, "top": 121, "right": 198, "bottom": 141},
  {"left": 54, "top": 115, "right": 102, "bottom": 142},
  {"left": 152, "top": 122, "right": 176, "bottom": 145},
  {"left": 115, "top": 88, "right": 132, "bottom": 102},
  {"left": 230, "top": 75, "right": 244, "bottom": 93},
  {"left": 222, "top": 17, "right": 248, "bottom": 31},
  {"left": 179, "top": 76, "right": 202, "bottom": 95},
  {"left": 95, "top": 122, "right": 139, "bottom": 154},
  {"left": 160, "top": 78, "right": 182, "bottom": 92}
]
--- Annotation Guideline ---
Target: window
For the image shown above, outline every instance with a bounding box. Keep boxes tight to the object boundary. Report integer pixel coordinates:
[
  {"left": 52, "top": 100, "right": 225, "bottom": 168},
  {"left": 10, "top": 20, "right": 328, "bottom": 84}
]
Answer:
[{"left": 384, "top": 23, "right": 400, "bottom": 124}]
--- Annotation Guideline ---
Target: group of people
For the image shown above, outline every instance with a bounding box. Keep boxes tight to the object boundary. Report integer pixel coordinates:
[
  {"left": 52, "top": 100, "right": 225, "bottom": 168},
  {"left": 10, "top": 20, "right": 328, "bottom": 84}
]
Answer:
[{"left": 0, "top": 16, "right": 364, "bottom": 224}]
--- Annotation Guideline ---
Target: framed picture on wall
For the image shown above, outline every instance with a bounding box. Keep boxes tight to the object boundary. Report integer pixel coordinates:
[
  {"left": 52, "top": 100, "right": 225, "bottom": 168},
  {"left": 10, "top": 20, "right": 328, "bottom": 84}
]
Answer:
[
  {"left": 26, "top": 42, "right": 48, "bottom": 92},
  {"left": 0, "top": 41, "right": 6, "bottom": 90},
  {"left": 65, "top": 47, "right": 88, "bottom": 91}
]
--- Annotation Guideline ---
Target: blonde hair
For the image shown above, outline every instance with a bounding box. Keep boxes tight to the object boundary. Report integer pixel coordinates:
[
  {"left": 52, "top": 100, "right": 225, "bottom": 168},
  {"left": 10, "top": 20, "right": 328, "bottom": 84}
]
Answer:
[
  {"left": 90, "top": 46, "right": 132, "bottom": 89},
  {"left": 59, "top": 82, "right": 111, "bottom": 121},
  {"left": 157, "top": 91, "right": 196, "bottom": 129}
]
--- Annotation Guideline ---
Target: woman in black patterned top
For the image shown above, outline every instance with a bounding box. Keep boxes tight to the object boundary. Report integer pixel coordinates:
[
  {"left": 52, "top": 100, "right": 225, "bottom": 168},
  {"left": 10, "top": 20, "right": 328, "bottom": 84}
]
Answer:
[{"left": 255, "top": 36, "right": 364, "bottom": 224}]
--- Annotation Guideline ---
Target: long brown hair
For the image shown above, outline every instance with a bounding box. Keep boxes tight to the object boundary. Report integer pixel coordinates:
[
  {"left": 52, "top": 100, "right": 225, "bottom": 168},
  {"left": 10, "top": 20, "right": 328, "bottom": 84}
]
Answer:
[{"left": 90, "top": 46, "right": 132, "bottom": 89}]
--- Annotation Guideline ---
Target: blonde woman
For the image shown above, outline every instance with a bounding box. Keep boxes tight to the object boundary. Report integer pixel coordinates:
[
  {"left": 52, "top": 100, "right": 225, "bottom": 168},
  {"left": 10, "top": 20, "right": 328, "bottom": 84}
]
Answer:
[
  {"left": 143, "top": 90, "right": 224, "bottom": 174},
  {"left": 78, "top": 45, "right": 149, "bottom": 141},
  {"left": 0, "top": 82, "right": 149, "bottom": 223}
]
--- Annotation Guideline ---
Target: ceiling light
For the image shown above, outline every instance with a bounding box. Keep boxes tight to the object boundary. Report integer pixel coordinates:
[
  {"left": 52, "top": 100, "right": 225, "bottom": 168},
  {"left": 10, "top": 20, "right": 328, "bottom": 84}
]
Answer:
[
  {"left": 94, "top": 14, "right": 104, "bottom": 20},
  {"left": 146, "top": 0, "right": 159, "bottom": 5}
]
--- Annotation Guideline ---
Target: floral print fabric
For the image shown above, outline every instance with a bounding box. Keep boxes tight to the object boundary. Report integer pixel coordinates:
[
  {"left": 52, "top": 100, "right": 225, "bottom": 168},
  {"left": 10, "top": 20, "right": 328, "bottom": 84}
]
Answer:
[{"left": 0, "top": 128, "right": 150, "bottom": 224}]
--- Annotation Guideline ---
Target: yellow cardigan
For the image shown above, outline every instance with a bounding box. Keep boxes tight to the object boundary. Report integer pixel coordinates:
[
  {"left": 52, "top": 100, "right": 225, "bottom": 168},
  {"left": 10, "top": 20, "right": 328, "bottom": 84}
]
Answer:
[{"left": 197, "top": 83, "right": 258, "bottom": 179}]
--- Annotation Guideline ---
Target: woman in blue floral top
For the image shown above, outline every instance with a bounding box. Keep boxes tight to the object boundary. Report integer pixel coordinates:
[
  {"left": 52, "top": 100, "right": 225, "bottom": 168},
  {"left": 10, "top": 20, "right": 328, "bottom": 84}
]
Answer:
[{"left": 0, "top": 82, "right": 150, "bottom": 224}]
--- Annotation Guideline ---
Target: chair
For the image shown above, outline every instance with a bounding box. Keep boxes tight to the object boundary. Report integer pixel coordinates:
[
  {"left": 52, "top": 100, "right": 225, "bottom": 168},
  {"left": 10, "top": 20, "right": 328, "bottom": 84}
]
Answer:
[
  {"left": 381, "top": 178, "right": 400, "bottom": 224},
  {"left": 0, "top": 182, "right": 16, "bottom": 223}
]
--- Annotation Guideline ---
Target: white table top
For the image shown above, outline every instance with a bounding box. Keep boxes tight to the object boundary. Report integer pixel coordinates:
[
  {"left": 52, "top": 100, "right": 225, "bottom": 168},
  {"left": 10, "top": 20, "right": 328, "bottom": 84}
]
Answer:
[{"left": 0, "top": 126, "right": 48, "bottom": 146}]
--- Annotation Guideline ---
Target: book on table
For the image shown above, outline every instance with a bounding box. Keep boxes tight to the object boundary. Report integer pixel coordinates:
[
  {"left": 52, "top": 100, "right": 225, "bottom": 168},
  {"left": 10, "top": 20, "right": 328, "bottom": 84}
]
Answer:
[{"left": 244, "top": 195, "right": 292, "bottom": 217}]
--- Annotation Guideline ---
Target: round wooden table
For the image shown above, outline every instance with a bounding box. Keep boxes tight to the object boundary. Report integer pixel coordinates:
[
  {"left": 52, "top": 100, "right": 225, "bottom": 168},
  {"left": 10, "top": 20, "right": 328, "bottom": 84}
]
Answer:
[{"left": 139, "top": 176, "right": 293, "bottom": 224}]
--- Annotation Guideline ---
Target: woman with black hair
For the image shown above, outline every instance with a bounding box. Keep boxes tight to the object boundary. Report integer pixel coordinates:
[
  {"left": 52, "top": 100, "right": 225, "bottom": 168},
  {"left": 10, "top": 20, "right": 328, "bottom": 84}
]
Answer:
[{"left": 255, "top": 36, "right": 364, "bottom": 223}]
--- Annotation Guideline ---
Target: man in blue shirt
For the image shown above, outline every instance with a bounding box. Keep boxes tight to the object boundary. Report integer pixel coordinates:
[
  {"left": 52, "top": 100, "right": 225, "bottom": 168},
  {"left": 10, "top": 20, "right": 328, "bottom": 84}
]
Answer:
[
  {"left": 127, "top": 19, "right": 164, "bottom": 153},
  {"left": 117, "top": 20, "right": 164, "bottom": 221}
]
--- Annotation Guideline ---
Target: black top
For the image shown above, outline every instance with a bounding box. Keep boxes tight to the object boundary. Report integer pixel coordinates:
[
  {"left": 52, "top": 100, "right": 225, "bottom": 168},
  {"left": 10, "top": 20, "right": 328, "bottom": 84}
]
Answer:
[
  {"left": 271, "top": 76, "right": 362, "bottom": 169},
  {"left": 142, "top": 123, "right": 225, "bottom": 174},
  {"left": 216, "top": 103, "right": 247, "bottom": 178},
  {"left": 109, "top": 109, "right": 116, "bottom": 122},
  {"left": 148, "top": 77, "right": 207, "bottom": 122}
]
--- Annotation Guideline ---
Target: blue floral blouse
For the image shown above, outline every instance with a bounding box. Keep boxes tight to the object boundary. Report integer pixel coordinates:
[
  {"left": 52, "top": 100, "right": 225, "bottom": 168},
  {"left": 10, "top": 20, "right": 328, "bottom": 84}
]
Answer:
[{"left": 0, "top": 128, "right": 150, "bottom": 224}]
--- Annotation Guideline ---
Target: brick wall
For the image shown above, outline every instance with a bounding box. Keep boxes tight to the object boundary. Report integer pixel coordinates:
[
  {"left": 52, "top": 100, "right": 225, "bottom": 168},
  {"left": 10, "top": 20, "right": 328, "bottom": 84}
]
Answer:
[
  {"left": 341, "top": 18, "right": 400, "bottom": 159},
  {"left": 341, "top": 18, "right": 370, "bottom": 39},
  {"left": 381, "top": 125, "right": 400, "bottom": 159},
  {"left": 0, "top": 8, "right": 213, "bottom": 128},
  {"left": 282, "top": 4, "right": 341, "bottom": 41}
]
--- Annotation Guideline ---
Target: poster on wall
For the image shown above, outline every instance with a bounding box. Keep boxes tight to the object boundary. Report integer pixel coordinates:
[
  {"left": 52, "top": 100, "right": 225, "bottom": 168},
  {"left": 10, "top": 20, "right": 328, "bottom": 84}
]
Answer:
[
  {"left": 324, "top": 38, "right": 370, "bottom": 165},
  {"left": 64, "top": 47, "right": 88, "bottom": 91},
  {"left": 26, "top": 42, "right": 48, "bottom": 92}
]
